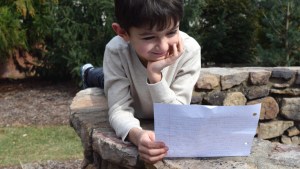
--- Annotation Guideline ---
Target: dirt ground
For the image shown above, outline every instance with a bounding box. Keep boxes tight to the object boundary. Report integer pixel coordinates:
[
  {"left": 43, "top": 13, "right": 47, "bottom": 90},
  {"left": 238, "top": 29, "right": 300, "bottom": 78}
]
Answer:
[{"left": 0, "top": 79, "right": 83, "bottom": 169}]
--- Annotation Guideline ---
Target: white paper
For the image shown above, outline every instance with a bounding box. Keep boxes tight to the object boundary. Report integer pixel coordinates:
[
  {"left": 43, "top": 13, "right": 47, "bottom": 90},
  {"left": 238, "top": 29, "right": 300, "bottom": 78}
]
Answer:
[{"left": 154, "top": 103, "right": 261, "bottom": 157}]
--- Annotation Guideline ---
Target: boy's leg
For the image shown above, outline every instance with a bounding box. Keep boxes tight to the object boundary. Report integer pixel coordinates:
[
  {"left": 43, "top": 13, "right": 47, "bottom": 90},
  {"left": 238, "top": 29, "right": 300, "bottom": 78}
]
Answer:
[
  {"left": 87, "top": 67, "right": 104, "bottom": 89},
  {"left": 81, "top": 64, "right": 104, "bottom": 89}
]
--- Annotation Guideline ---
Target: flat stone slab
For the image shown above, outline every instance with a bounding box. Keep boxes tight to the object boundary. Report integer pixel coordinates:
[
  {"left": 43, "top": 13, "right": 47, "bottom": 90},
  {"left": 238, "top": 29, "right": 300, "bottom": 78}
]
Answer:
[{"left": 70, "top": 88, "right": 300, "bottom": 169}]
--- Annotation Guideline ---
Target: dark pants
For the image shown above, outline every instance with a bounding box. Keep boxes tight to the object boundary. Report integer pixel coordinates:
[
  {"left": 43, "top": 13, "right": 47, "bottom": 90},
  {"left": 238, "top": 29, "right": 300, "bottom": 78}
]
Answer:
[{"left": 86, "top": 67, "right": 104, "bottom": 89}]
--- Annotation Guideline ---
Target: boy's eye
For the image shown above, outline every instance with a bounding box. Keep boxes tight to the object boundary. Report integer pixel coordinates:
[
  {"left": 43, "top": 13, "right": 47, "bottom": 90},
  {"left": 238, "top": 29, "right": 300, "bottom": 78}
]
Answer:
[
  {"left": 167, "top": 30, "right": 177, "bottom": 36},
  {"left": 142, "top": 36, "right": 155, "bottom": 40}
]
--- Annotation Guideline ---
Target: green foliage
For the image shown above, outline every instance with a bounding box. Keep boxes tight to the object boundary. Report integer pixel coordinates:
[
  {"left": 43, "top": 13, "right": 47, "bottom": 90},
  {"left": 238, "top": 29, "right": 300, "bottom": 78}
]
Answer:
[
  {"left": 0, "top": 0, "right": 58, "bottom": 76},
  {"left": 0, "top": 126, "right": 83, "bottom": 166},
  {"left": 14, "top": 0, "right": 35, "bottom": 17},
  {"left": 0, "top": 0, "right": 115, "bottom": 81},
  {"left": 256, "top": 0, "right": 300, "bottom": 66},
  {"left": 181, "top": 0, "right": 208, "bottom": 68},
  {"left": 44, "top": 0, "right": 115, "bottom": 80},
  {"left": 2, "top": 0, "right": 300, "bottom": 81},
  {"left": 197, "top": 0, "right": 258, "bottom": 65},
  {"left": 0, "top": 5, "right": 27, "bottom": 62},
  {"left": 181, "top": 0, "right": 206, "bottom": 41}
]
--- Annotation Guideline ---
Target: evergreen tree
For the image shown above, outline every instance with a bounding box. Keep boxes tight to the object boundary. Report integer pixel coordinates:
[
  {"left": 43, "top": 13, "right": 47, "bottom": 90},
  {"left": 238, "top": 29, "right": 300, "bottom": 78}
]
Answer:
[
  {"left": 196, "top": 0, "right": 258, "bottom": 66},
  {"left": 0, "top": 0, "right": 116, "bottom": 80},
  {"left": 43, "top": 0, "right": 115, "bottom": 79},
  {"left": 256, "top": 0, "right": 300, "bottom": 66},
  {"left": 0, "top": 0, "right": 32, "bottom": 62},
  {"left": 181, "top": 0, "right": 206, "bottom": 42},
  {"left": 0, "top": 0, "right": 57, "bottom": 74}
]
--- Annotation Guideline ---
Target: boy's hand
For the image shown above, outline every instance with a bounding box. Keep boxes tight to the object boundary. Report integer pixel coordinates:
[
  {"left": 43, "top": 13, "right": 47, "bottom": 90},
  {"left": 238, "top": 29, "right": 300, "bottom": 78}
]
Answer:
[
  {"left": 137, "top": 130, "right": 168, "bottom": 164},
  {"left": 147, "top": 35, "right": 184, "bottom": 84},
  {"left": 128, "top": 128, "right": 168, "bottom": 164}
]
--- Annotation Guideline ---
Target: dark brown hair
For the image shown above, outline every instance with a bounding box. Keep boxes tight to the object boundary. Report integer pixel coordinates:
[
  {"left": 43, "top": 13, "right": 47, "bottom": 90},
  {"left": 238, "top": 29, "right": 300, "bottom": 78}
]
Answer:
[{"left": 114, "top": 0, "right": 183, "bottom": 32}]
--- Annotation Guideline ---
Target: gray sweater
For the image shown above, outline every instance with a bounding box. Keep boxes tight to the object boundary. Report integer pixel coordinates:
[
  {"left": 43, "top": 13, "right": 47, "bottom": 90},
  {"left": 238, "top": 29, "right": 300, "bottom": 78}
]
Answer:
[{"left": 103, "top": 31, "right": 201, "bottom": 141}]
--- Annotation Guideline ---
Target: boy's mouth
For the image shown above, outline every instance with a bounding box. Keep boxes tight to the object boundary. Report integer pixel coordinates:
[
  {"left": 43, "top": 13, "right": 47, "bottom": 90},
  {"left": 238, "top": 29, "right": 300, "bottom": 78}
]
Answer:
[{"left": 151, "top": 52, "right": 167, "bottom": 57}]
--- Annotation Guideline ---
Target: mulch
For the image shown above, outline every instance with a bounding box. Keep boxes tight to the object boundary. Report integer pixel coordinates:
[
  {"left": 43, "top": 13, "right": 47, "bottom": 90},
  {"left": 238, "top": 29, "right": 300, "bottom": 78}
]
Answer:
[{"left": 0, "top": 79, "right": 83, "bottom": 169}]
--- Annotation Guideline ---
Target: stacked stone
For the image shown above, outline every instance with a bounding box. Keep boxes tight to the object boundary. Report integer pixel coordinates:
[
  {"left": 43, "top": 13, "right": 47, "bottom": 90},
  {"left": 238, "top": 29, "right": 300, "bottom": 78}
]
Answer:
[
  {"left": 193, "top": 67, "right": 300, "bottom": 145},
  {"left": 70, "top": 87, "right": 300, "bottom": 169}
]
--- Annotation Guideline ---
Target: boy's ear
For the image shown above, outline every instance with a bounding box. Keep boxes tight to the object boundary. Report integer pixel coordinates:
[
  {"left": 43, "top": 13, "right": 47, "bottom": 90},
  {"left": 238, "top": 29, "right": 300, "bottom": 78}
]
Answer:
[{"left": 112, "top": 23, "right": 130, "bottom": 42}]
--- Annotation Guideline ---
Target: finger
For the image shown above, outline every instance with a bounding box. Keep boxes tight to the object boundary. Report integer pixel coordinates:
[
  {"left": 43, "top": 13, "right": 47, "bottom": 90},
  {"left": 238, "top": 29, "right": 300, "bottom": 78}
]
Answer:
[
  {"left": 140, "top": 151, "right": 168, "bottom": 164},
  {"left": 172, "top": 43, "right": 178, "bottom": 57},
  {"left": 177, "top": 36, "right": 184, "bottom": 53},
  {"left": 139, "top": 145, "right": 168, "bottom": 156},
  {"left": 165, "top": 43, "right": 180, "bottom": 64},
  {"left": 148, "top": 131, "right": 156, "bottom": 141},
  {"left": 141, "top": 153, "right": 167, "bottom": 164},
  {"left": 139, "top": 131, "right": 164, "bottom": 149},
  {"left": 141, "top": 140, "right": 166, "bottom": 149}
]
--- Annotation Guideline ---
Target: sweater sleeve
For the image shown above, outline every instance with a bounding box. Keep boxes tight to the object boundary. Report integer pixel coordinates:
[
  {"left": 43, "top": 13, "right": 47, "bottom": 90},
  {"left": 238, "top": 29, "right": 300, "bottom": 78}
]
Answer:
[
  {"left": 148, "top": 35, "right": 201, "bottom": 105},
  {"left": 103, "top": 47, "right": 142, "bottom": 142}
]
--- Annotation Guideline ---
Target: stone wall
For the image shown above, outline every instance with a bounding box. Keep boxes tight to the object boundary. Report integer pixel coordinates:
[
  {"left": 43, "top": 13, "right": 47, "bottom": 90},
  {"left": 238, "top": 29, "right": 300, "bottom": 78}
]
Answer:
[
  {"left": 69, "top": 67, "right": 300, "bottom": 169},
  {"left": 193, "top": 67, "right": 300, "bottom": 145},
  {"left": 70, "top": 91, "right": 300, "bottom": 169}
]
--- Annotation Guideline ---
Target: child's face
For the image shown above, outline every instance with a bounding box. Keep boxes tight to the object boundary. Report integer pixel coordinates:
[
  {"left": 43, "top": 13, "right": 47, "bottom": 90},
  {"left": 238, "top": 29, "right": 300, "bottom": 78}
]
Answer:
[{"left": 127, "top": 21, "right": 180, "bottom": 65}]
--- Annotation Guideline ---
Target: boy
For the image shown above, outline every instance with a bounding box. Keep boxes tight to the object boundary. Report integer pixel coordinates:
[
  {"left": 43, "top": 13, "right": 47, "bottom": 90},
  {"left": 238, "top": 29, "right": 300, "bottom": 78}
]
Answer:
[{"left": 81, "top": 0, "right": 201, "bottom": 164}]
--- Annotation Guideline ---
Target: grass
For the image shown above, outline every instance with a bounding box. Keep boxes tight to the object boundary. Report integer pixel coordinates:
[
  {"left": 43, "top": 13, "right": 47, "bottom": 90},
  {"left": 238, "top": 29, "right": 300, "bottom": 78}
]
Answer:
[{"left": 0, "top": 125, "right": 83, "bottom": 167}]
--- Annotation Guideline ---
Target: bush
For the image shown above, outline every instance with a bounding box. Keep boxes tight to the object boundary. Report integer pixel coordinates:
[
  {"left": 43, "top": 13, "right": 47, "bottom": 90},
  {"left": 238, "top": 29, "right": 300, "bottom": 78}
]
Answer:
[
  {"left": 43, "top": 0, "right": 115, "bottom": 81},
  {"left": 1, "top": 0, "right": 299, "bottom": 81},
  {"left": 0, "top": 4, "right": 27, "bottom": 62},
  {"left": 0, "top": 0, "right": 115, "bottom": 82}
]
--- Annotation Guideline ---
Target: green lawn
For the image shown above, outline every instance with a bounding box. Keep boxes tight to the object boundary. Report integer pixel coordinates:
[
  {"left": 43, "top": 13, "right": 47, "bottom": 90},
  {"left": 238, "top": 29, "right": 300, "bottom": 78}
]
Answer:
[{"left": 0, "top": 126, "right": 83, "bottom": 167}]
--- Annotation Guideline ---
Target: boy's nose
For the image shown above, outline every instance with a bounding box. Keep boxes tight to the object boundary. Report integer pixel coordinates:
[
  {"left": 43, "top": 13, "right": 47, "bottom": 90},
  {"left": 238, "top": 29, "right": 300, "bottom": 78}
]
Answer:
[{"left": 156, "top": 37, "right": 169, "bottom": 51}]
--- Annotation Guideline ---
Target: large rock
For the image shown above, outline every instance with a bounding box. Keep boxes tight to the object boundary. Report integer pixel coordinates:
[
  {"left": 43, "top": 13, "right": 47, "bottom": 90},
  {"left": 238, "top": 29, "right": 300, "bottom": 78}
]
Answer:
[
  {"left": 203, "top": 90, "right": 226, "bottom": 105},
  {"left": 221, "top": 71, "right": 249, "bottom": 90},
  {"left": 70, "top": 88, "right": 300, "bottom": 169},
  {"left": 191, "top": 91, "right": 205, "bottom": 104},
  {"left": 245, "top": 85, "right": 270, "bottom": 100},
  {"left": 201, "top": 68, "right": 249, "bottom": 90},
  {"left": 271, "top": 68, "right": 295, "bottom": 81},
  {"left": 247, "top": 97, "right": 279, "bottom": 120},
  {"left": 223, "top": 92, "right": 247, "bottom": 106},
  {"left": 271, "top": 68, "right": 296, "bottom": 88},
  {"left": 282, "top": 135, "right": 300, "bottom": 145},
  {"left": 249, "top": 70, "right": 271, "bottom": 85},
  {"left": 196, "top": 73, "right": 220, "bottom": 90},
  {"left": 287, "top": 127, "right": 300, "bottom": 137},
  {"left": 258, "top": 121, "right": 294, "bottom": 139},
  {"left": 270, "top": 88, "right": 300, "bottom": 96},
  {"left": 281, "top": 98, "right": 300, "bottom": 120}
]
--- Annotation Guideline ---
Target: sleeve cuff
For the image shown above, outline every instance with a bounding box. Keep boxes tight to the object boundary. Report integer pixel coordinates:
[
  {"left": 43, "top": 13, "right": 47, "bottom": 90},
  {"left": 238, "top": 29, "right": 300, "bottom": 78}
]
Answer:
[{"left": 147, "top": 78, "right": 176, "bottom": 103}]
